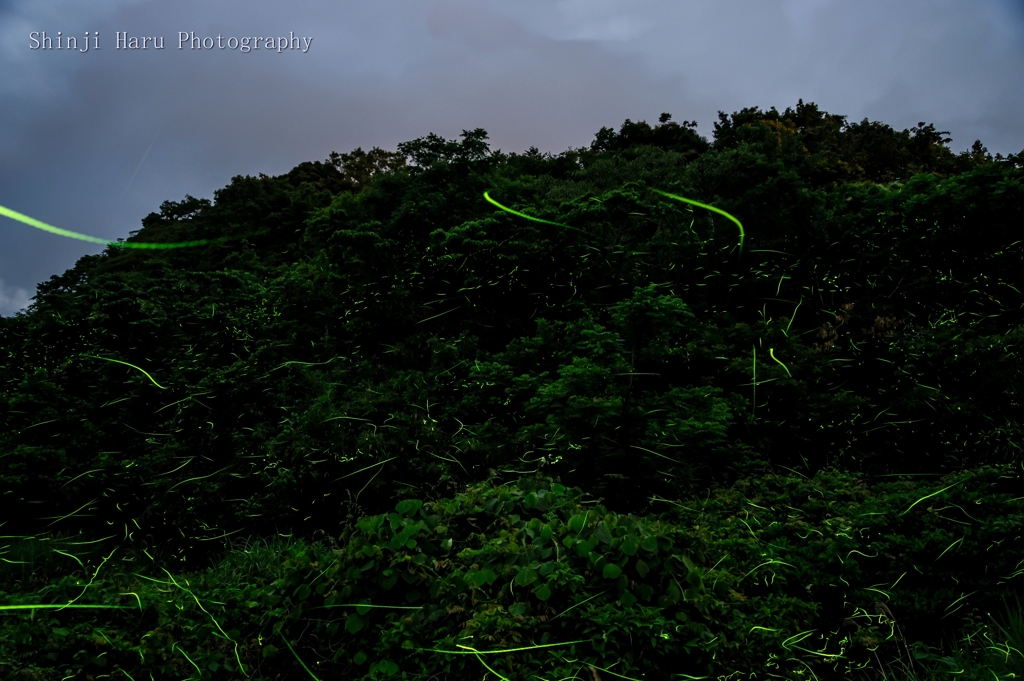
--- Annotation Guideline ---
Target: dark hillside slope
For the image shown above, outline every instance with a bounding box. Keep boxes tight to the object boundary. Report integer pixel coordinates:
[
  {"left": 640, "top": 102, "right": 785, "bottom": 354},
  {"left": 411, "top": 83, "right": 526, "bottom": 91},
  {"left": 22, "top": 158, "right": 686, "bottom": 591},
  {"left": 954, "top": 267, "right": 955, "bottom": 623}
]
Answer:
[{"left": 1, "top": 101, "right": 1020, "bottom": 583}]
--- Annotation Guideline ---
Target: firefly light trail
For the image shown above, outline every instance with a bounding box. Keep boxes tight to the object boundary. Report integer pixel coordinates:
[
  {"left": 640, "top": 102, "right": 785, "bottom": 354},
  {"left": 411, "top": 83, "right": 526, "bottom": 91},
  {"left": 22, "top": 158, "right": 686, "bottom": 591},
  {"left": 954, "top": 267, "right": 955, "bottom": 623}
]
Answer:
[
  {"left": 0, "top": 203, "right": 268, "bottom": 249},
  {"left": 484, "top": 187, "right": 745, "bottom": 255},
  {"left": 3, "top": 187, "right": 743, "bottom": 252},
  {"left": 10, "top": 180, "right": 984, "bottom": 681}
]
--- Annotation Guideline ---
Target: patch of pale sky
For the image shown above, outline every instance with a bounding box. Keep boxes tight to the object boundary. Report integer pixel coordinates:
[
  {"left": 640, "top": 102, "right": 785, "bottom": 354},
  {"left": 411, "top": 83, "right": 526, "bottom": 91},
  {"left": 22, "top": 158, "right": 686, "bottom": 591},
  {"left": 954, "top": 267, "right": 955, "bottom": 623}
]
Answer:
[
  {"left": 0, "top": 0, "right": 151, "bottom": 102},
  {"left": 545, "top": 1, "right": 654, "bottom": 43},
  {"left": 1, "top": 0, "right": 1021, "bottom": 304},
  {"left": 781, "top": 0, "right": 838, "bottom": 43},
  {"left": 0, "top": 278, "right": 32, "bottom": 317},
  {"left": 489, "top": 0, "right": 658, "bottom": 43},
  {"left": 977, "top": 0, "right": 1024, "bottom": 55}
]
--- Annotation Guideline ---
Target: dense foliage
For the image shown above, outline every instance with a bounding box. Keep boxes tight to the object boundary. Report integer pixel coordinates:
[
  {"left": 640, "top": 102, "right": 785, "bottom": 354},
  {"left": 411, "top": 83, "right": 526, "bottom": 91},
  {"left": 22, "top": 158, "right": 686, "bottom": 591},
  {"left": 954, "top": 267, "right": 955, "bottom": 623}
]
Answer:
[{"left": 1, "top": 100, "right": 1022, "bottom": 680}]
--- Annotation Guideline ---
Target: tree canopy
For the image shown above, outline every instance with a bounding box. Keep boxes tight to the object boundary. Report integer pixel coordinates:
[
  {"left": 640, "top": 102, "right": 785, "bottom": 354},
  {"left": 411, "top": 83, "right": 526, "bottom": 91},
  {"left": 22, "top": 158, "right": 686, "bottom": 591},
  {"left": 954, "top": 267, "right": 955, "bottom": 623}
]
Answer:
[{"left": 2, "top": 99, "right": 1021, "bottom": 583}]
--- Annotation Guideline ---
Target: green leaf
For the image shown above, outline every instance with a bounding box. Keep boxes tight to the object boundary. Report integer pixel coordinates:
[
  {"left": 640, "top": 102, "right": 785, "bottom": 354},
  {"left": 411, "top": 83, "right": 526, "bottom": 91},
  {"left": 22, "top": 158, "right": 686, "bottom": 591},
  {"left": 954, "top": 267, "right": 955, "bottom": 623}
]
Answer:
[
  {"left": 603, "top": 563, "right": 623, "bottom": 579},
  {"left": 467, "top": 568, "right": 498, "bottom": 589},
  {"left": 524, "top": 491, "right": 539, "bottom": 508},
  {"left": 262, "top": 644, "right": 279, "bottom": 659},
  {"left": 346, "top": 614, "right": 365, "bottom": 634},
  {"left": 515, "top": 568, "right": 538, "bottom": 587},
  {"left": 535, "top": 583, "right": 552, "bottom": 601},
  {"left": 353, "top": 651, "right": 367, "bottom": 665},
  {"left": 637, "top": 583, "right": 655, "bottom": 602},
  {"left": 538, "top": 561, "right": 556, "bottom": 576},
  {"left": 358, "top": 515, "right": 385, "bottom": 534},
  {"left": 635, "top": 558, "right": 650, "bottom": 579},
  {"left": 593, "top": 522, "right": 613, "bottom": 545},
  {"left": 640, "top": 536, "right": 658, "bottom": 553},
  {"left": 551, "top": 483, "right": 566, "bottom": 495},
  {"left": 356, "top": 601, "right": 372, "bottom": 615},
  {"left": 567, "top": 513, "right": 588, "bottom": 533},
  {"left": 293, "top": 584, "right": 311, "bottom": 601},
  {"left": 667, "top": 580, "right": 682, "bottom": 603},
  {"left": 620, "top": 591, "right": 638, "bottom": 608},
  {"left": 509, "top": 602, "right": 528, "bottom": 616},
  {"left": 620, "top": 537, "right": 640, "bottom": 556},
  {"left": 396, "top": 499, "right": 423, "bottom": 516},
  {"left": 575, "top": 539, "right": 596, "bottom": 557}
]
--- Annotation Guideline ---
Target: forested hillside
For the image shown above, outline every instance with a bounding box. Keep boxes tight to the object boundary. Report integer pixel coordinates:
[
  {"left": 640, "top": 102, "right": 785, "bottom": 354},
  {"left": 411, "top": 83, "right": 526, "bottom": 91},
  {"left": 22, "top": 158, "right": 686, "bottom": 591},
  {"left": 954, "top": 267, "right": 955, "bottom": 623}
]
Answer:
[{"left": 2, "top": 100, "right": 1022, "bottom": 681}]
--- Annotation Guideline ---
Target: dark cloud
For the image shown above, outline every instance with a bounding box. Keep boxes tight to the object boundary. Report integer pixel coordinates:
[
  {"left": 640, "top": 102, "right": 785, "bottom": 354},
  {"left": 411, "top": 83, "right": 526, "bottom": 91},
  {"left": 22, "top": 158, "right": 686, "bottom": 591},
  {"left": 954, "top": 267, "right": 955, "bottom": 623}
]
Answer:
[{"left": 1, "top": 0, "right": 1022, "bottom": 316}]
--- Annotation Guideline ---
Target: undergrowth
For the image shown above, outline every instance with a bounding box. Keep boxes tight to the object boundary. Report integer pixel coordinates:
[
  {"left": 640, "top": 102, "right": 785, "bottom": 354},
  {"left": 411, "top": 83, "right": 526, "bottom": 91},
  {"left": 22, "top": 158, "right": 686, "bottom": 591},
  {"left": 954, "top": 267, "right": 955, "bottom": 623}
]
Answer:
[{"left": 2, "top": 464, "right": 1022, "bottom": 680}]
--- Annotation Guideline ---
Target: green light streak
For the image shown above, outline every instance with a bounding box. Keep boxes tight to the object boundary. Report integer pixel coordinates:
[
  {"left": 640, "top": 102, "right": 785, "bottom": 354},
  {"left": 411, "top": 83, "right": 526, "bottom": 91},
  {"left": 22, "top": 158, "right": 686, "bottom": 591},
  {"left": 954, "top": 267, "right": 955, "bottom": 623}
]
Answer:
[
  {"left": 0, "top": 203, "right": 268, "bottom": 249},
  {"left": 549, "top": 589, "right": 610, "bottom": 622},
  {"left": 483, "top": 189, "right": 745, "bottom": 255},
  {"left": 899, "top": 479, "right": 967, "bottom": 517},
  {"left": 935, "top": 537, "right": 965, "bottom": 561},
  {"left": 281, "top": 634, "right": 319, "bottom": 680},
  {"left": 161, "top": 565, "right": 250, "bottom": 677},
  {"left": 414, "top": 639, "right": 588, "bottom": 655},
  {"left": 457, "top": 645, "right": 510, "bottom": 681},
  {"left": 648, "top": 188, "right": 745, "bottom": 254},
  {"left": 784, "top": 297, "right": 802, "bottom": 337},
  {"left": 588, "top": 660, "right": 664, "bottom": 681},
  {"left": 82, "top": 354, "right": 168, "bottom": 389},
  {"left": 751, "top": 345, "right": 757, "bottom": 423},
  {"left": 172, "top": 643, "right": 202, "bottom": 676},
  {"left": 0, "top": 603, "right": 134, "bottom": 612},
  {"left": 483, "top": 191, "right": 591, "bottom": 235},
  {"left": 769, "top": 348, "right": 792, "bottom": 377}
]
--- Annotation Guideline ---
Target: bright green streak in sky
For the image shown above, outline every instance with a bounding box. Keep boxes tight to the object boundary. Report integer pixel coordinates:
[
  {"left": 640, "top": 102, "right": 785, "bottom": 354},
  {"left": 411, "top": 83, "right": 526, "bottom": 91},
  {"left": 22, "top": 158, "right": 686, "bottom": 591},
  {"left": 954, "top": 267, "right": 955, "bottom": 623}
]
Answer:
[{"left": 0, "top": 203, "right": 257, "bottom": 249}]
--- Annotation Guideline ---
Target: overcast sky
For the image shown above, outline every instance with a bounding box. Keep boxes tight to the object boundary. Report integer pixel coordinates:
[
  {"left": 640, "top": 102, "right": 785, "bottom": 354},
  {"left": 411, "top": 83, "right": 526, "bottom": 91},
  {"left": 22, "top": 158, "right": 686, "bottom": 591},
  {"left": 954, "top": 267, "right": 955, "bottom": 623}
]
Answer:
[{"left": 1, "top": 0, "right": 1022, "bottom": 317}]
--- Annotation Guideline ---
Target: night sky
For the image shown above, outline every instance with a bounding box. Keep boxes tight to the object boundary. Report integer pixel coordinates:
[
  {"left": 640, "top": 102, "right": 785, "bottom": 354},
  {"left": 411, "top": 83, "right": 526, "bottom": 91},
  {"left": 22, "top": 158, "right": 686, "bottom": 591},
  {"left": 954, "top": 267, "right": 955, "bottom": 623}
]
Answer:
[{"left": 2, "top": 0, "right": 1022, "bottom": 317}]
